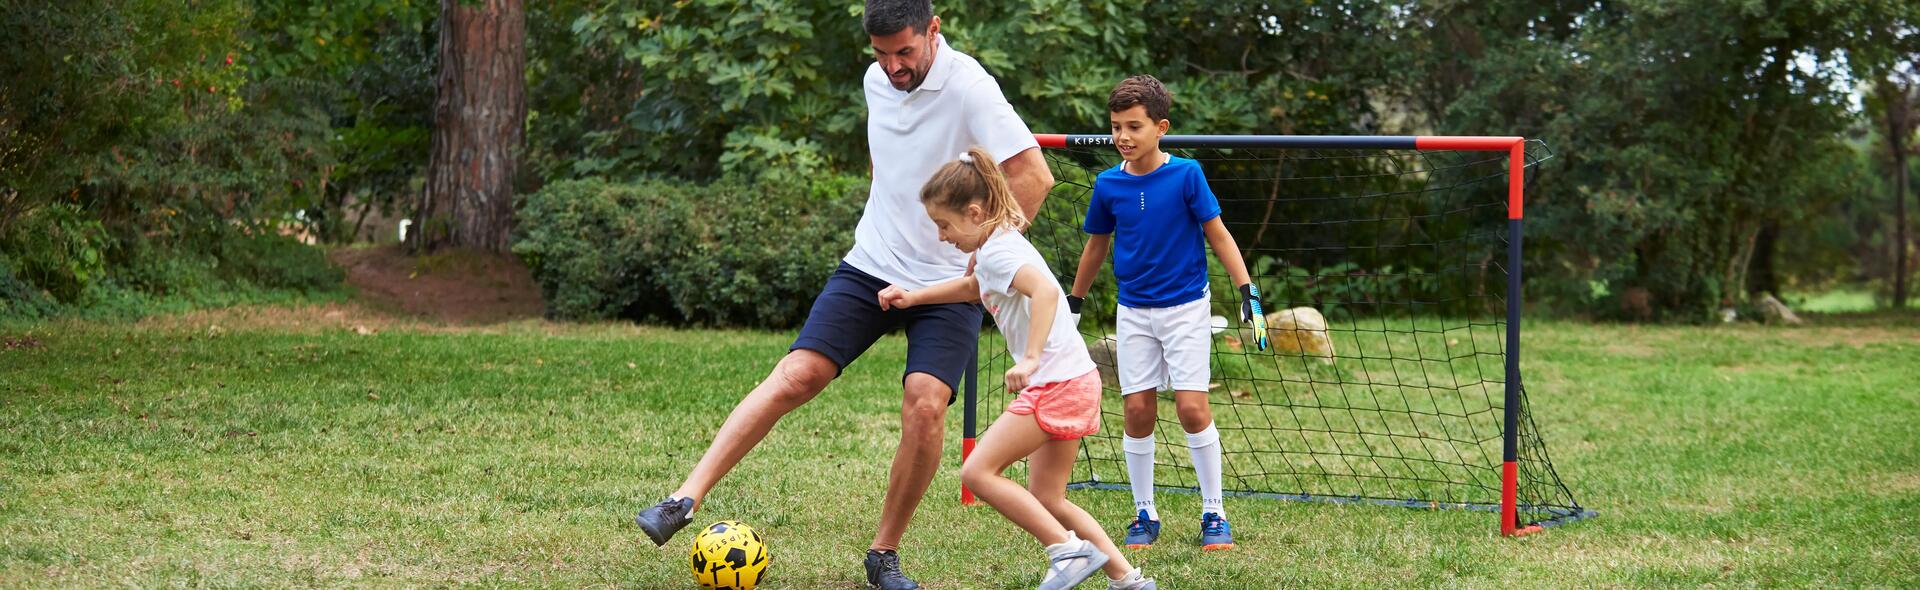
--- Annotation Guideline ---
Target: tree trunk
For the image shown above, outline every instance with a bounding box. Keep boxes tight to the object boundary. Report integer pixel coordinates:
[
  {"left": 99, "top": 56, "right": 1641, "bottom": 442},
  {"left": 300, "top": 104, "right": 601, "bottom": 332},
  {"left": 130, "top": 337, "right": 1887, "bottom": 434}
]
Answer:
[
  {"left": 1726, "top": 220, "right": 1760, "bottom": 304},
  {"left": 1885, "top": 76, "right": 1913, "bottom": 309},
  {"left": 416, "top": 0, "right": 525, "bottom": 254},
  {"left": 1895, "top": 141, "right": 1909, "bottom": 309},
  {"left": 1748, "top": 219, "right": 1780, "bottom": 298}
]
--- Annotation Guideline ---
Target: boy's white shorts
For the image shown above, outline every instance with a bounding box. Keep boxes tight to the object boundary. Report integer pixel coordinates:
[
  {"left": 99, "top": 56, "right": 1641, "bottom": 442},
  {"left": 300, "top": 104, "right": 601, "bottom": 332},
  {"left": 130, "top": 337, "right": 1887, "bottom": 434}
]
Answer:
[{"left": 1115, "top": 292, "right": 1213, "bottom": 395}]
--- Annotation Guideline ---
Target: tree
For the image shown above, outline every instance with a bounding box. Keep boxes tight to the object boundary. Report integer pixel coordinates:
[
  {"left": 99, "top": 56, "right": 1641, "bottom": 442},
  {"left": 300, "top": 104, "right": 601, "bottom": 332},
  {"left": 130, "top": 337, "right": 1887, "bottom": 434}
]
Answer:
[
  {"left": 1852, "top": 4, "right": 1920, "bottom": 309},
  {"left": 248, "top": 0, "right": 438, "bottom": 245},
  {"left": 1877, "top": 74, "right": 1918, "bottom": 308},
  {"left": 416, "top": 0, "right": 526, "bottom": 253},
  {"left": 520, "top": 0, "right": 1908, "bottom": 320},
  {"left": 1399, "top": 0, "right": 1905, "bottom": 319}
]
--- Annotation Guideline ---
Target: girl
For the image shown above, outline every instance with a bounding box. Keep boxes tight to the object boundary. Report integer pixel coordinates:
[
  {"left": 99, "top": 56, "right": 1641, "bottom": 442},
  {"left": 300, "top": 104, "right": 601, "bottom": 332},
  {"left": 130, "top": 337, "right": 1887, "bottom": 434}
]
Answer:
[{"left": 877, "top": 146, "right": 1155, "bottom": 590}]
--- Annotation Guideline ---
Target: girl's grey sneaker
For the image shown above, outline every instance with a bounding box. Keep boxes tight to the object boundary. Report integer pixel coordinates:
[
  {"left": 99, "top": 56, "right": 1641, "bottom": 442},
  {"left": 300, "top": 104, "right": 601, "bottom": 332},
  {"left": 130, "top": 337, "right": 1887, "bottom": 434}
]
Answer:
[
  {"left": 1038, "top": 531, "right": 1110, "bottom": 590},
  {"left": 1108, "top": 568, "right": 1157, "bottom": 590}
]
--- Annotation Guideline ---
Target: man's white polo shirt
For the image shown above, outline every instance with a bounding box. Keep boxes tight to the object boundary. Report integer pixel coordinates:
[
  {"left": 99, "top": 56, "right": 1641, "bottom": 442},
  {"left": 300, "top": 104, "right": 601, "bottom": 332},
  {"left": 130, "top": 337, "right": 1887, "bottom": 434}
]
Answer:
[{"left": 846, "top": 34, "right": 1039, "bottom": 290}]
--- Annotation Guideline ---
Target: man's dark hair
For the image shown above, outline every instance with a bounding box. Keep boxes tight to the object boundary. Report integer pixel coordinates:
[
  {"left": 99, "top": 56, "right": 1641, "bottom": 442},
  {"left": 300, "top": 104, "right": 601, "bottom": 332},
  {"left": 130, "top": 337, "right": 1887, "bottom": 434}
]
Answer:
[
  {"left": 864, "top": 0, "right": 934, "bottom": 37},
  {"left": 1107, "top": 74, "right": 1173, "bottom": 122}
]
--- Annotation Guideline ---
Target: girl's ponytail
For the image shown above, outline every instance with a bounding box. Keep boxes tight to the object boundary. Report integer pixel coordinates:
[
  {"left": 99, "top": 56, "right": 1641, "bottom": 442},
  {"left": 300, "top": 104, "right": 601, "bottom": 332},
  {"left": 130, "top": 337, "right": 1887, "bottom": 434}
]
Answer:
[{"left": 920, "top": 146, "right": 1028, "bottom": 232}]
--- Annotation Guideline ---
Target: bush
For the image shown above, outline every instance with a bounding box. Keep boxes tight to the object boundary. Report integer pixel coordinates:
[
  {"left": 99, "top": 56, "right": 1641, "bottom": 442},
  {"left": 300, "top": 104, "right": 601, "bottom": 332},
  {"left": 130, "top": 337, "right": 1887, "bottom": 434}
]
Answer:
[
  {"left": 0, "top": 255, "right": 60, "bottom": 321},
  {"left": 0, "top": 203, "right": 111, "bottom": 304},
  {"left": 513, "top": 179, "right": 679, "bottom": 322},
  {"left": 0, "top": 201, "right": 343, "bottom": 321},
  {"left": 515, "top": 174, "right": 864, "bottom": 327},
  {"left": 204, "top": 232, "right": 345, "bottom": 294}
]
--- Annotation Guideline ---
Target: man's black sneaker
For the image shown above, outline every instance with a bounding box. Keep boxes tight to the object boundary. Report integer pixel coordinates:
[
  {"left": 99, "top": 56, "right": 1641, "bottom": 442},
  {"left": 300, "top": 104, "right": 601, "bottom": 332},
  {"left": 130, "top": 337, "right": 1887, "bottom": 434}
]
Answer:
[
  {"left": 634, "top": 496, "right": 695, "bottom": 546},
  {"left": 863, "top": 549, "right": 921, "bottom": 590}
]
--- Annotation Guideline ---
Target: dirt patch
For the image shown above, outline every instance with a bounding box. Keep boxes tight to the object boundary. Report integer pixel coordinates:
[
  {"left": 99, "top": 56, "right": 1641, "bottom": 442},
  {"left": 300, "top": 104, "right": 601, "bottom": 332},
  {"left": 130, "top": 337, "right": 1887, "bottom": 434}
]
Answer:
[
  {"left": 1879, "top": 472, "right": 1920, "bottom": 496},
  {"left": 1, "top": 335, "right": 43, "bottom": 350},
  {"left": 1601, "top": 341, "right": 1658, "bottom": 358},
  {"left": 135, "top": 301, "right": 410, "bottom": 334},
  {"left": 1730, "top": 325, "right": 1918, "bottom": 349},
  {"left": 328, "top": 246, "right": 545, "bottom": 324}
]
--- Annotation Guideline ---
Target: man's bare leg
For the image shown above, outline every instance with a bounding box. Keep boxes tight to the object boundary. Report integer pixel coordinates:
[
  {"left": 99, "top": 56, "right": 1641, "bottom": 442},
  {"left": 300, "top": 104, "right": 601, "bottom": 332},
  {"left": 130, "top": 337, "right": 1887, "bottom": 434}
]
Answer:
[
  {"left": 869, "top": 371, "right": 951, "bottom": 552},
  {"left": 674, "top": 349, "right": 838, "bottom": 504},
  {"left": 636, "top": 349, "right": 837, "bottom": 545}
]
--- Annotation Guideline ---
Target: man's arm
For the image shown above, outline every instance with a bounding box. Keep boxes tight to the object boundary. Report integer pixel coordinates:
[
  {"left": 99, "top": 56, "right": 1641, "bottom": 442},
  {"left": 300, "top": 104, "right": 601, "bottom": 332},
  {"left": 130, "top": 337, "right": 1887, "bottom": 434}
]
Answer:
[{"left": 999, "top": 146, "right": 1054, "bottom": 222}]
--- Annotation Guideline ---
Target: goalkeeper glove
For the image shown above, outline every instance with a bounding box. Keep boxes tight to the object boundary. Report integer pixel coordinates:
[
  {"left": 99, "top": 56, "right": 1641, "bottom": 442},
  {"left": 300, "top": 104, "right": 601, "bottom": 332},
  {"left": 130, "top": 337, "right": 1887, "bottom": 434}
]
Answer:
[{"left": 1240, "top": 283, "right": 1269, "bottom": 351}]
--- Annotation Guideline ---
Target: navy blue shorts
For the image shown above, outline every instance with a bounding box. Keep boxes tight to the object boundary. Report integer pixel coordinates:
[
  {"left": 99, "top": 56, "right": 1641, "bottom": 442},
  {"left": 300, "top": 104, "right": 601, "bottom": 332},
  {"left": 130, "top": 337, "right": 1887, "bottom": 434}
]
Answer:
[{"left": 791, "top": 262, "right": 983, "bottom": 403}]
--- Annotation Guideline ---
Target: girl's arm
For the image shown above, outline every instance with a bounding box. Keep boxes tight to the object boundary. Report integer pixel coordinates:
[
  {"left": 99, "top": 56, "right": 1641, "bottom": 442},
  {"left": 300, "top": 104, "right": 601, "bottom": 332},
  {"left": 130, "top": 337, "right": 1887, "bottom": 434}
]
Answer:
[
  {"left": 1003, "top": 264, "right": 1060, "bottom": 392},
  {"left": 1008, "top": 265, "right": 1060, "bottom": 361},
  {"left": 877, "top": 275, "right": 981, "bottom": 310}
]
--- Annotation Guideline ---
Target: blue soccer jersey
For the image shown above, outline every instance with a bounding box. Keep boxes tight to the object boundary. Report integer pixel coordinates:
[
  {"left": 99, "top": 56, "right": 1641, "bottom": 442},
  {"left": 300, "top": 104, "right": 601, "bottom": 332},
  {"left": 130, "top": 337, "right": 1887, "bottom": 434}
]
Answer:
[{"left": 1083, "top": 156, "right": 1222, "bottom": 309}]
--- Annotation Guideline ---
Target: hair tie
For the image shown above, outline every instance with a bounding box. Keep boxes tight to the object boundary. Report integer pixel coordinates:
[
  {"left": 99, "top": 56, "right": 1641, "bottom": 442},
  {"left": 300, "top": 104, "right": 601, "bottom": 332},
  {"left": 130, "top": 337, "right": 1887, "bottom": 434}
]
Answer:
[{"left": 957, "top": 152, "right": 973, "bottom": 164}]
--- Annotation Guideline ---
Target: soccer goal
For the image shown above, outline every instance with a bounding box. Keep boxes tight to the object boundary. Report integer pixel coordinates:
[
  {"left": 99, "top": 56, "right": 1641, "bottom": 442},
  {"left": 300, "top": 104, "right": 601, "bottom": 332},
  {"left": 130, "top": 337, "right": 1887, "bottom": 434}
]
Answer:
[{"left": 959, "top": 134, "right": 1593, "bottom": 536}]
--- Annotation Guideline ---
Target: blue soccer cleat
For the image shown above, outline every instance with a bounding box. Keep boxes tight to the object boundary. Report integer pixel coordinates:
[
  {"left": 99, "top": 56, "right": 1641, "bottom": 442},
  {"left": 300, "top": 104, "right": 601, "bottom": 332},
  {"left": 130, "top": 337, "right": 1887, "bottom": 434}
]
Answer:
[
  {"left": 1121, "top": 509, "right": 1161, "bottom": 549},
  {"left": 1199, "top": 512, "right": 1235, "bottom": 550}
]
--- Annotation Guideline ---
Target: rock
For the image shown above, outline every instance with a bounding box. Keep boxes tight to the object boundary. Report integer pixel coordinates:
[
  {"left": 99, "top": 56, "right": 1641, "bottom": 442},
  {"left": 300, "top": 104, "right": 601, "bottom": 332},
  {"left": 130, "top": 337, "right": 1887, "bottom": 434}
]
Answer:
[
  {"left": 1755, "top": 293, "right": 1804, "bottom": 325},
  {"left": 1247, "top": 306, "right": 1337, "bottom": 363},
  {"left": 1086, "top": 335, "right": 1121, "bottom": 386}
]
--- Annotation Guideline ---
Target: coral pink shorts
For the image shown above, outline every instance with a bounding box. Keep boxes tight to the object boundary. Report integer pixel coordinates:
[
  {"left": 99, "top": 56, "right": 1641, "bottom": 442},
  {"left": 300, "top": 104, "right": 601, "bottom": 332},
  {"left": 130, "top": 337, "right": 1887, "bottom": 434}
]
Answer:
[{"left": 1006, "top": 370, "right": 1103, "bottom": 440}]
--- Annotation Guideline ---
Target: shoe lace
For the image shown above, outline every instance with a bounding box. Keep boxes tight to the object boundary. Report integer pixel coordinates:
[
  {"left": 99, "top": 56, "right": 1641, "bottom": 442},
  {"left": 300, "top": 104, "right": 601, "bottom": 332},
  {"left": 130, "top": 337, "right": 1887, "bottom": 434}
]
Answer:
[
  {"left": 872, "top": 552, "right": 908, "bottom": 580},
  {"left": 1127, "top": 518, "right": 1152, "bottom": 536},
  {"left": 1202, "top": 514, "right": 1228, "bottom": 535}
]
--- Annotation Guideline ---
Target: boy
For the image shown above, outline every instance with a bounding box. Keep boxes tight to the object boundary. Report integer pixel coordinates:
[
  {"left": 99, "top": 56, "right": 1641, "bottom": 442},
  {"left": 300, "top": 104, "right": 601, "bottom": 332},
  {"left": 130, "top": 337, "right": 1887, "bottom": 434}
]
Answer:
[{"left": 1067, "top": 74, "right": 1268, "bottom": 551}]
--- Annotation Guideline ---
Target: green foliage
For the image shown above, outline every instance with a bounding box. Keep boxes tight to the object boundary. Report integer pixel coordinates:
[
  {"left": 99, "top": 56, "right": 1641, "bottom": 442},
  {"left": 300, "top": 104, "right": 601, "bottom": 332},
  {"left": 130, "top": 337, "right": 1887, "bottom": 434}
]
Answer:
[
  {"left": 511, "top": 179, "right": 675, "bottom": 322},
  {"left": 527, "top": 0, "right": 868, "bottom": 182},
  {"left": 198, "top": 231, "right": 345, "bottom": 294},
  {"left": 514, "top": 174, "right": 864, "bottom": 326},
  {"left": 0, "top": 256, "right": 60, "bottom": 321},
  {"left": 661, "top": 174, "right": 865, "bottom": 327},
  {"left": 5, "top": 0, "right": 1916, "bottom": 322},
  {"left": 526, "top": 0, "right": 1393, "bottom": 187},
  {"left": 0, "top": 203, "right": 111, "bottom": 303},
  {"left": 1397, "top": 0, "right": 1920, "bottom": 319},
  {"left": 0, "top": 0, "right": 350, "bottom": 318},
  {"left": 248, "top": 0, "right": 436, "bottom": 242}
]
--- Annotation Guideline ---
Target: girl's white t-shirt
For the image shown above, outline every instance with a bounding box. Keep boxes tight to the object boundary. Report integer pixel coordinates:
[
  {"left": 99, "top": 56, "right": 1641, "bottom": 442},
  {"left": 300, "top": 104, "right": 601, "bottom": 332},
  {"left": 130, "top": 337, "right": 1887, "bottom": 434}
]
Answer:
[{"left": 972, "top": 229, "right": 1096, "bottom": 388}]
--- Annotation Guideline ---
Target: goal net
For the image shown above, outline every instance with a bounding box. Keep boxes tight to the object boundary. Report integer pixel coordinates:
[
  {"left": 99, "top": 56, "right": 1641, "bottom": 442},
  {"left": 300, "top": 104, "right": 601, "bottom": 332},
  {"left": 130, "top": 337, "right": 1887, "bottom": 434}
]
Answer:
[{"left": 960, "top": 134, "right": 1592, "bottom": 535}]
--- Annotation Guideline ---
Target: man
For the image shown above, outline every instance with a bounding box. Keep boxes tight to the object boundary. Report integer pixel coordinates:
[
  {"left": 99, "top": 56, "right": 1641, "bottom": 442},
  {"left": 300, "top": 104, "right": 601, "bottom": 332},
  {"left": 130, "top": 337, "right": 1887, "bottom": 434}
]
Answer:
[{"left": 634, "top": 2, "right": 1053, "bottom": 588}]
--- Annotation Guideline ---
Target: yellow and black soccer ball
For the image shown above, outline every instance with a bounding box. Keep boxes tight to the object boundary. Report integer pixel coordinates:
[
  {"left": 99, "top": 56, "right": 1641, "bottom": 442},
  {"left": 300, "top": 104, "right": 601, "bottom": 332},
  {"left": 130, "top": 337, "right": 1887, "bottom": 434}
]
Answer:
[{"left": 688, "top": 520, "right": 769, "bottom": 590}]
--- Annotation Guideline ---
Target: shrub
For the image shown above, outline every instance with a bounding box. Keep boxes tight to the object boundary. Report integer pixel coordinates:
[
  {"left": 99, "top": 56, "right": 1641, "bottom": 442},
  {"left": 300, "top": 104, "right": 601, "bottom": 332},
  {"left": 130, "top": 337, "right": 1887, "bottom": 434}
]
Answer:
[
  {"left": 0, "top": 255, "right": 60, "bottom": 321},
  {"left": 0, "top": 203, "right": 111, "bottom": 304},
  {"left": 516, "top": 174, "right": 863, "bottom": 327}
]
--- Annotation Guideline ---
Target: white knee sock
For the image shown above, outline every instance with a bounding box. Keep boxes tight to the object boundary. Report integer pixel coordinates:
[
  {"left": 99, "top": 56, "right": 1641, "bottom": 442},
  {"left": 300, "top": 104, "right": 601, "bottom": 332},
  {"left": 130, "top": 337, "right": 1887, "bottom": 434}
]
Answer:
[
  {"left": 1122, "top": 433, "right": 1158, "bottom": 521},
  {"left": 1187, "top": 423, "right": 1224, "bottom": 518}
]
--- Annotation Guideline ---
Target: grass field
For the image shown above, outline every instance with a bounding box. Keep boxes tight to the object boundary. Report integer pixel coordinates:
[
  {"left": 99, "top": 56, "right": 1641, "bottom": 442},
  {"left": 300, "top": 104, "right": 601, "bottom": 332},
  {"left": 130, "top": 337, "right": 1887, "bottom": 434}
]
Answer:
[{"left": 3, "top": 304, "right": 1917, "bottom": 588}]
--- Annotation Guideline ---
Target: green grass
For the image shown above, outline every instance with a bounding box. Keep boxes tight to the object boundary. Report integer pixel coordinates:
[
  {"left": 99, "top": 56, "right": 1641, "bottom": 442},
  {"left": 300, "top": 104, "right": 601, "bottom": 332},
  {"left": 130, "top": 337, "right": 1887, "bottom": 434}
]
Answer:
[
  {"left": 3, "top": 306, "right": 1918, "bottom": 588},
  {"left": 1788, "top": 288, "right": 1879, "bottom": 313}
]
